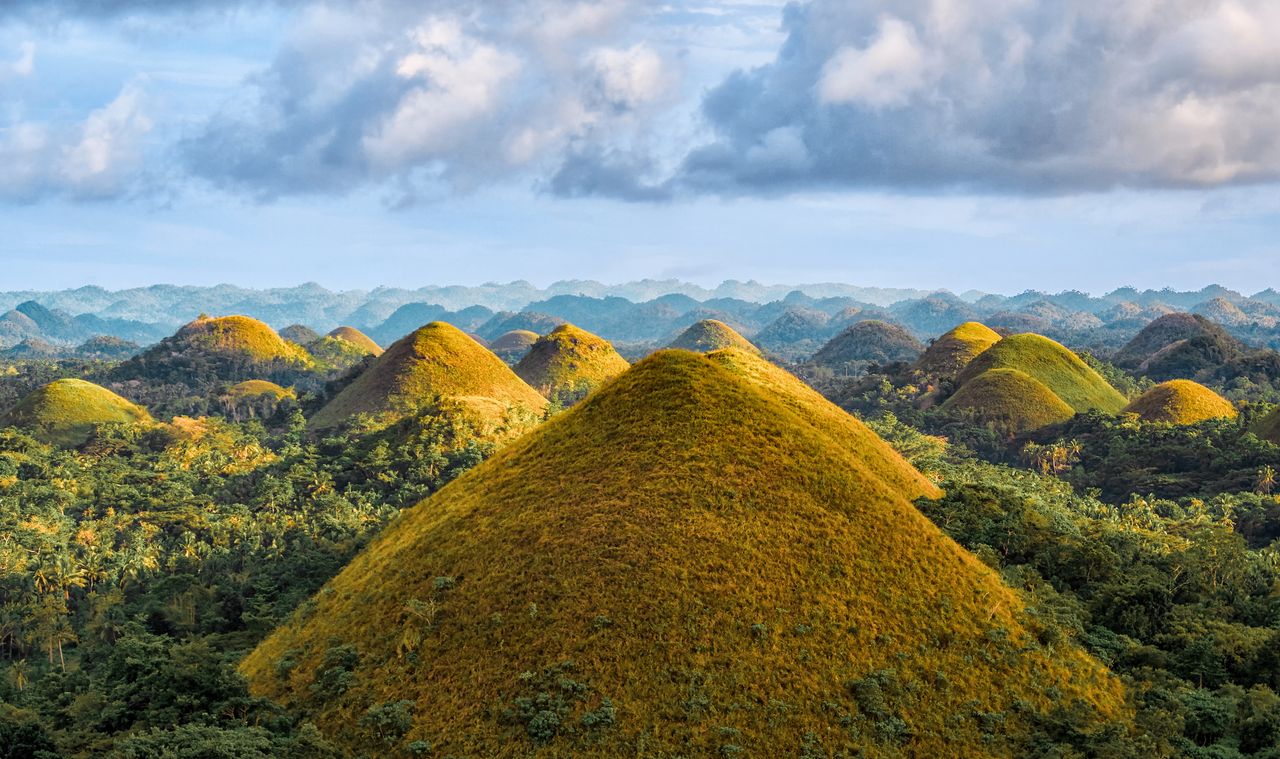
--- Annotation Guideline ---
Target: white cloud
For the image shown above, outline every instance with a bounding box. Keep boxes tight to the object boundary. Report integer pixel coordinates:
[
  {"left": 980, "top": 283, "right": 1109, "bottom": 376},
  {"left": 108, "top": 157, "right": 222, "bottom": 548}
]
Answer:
[
  {"left": 586, "top": 43, "right": 672, "bottom": 111},
  {"left": 10, "top": 41, "right": 35, "bottom": 77},
  {"left": 818, "top": 17, "right": 928, "bottom": 108}
]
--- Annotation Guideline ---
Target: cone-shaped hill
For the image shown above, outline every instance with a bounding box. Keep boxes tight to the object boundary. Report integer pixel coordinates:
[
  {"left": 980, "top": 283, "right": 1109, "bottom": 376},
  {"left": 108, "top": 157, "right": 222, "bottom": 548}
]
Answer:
[
  {"left": 1113, "top": 313, "right": 1240, "bottom": 372},
  {"left": 514, "top": 324, "right": 630, "bottom": 403},
  {"left": 1, "top": 378, "right": 151, "bottom": 446},
  {"left": 811, "top": 320, "right": 923, "bottom": 367},
  {"left": 489, "top": 330, "right": 539, "bottom": 364},
  {"left": 1252, "top": 407, "right": 1280, "bottom": 444},
  {"left": 1123, "top": 380, "right": 1237, "bottom": 424},
  {"left": 219, "top": 380, "right": 296, "bottom": 422},
  {"left": 326, "top": 326, "right": 383, "bottom": 356},
  {"left": 941, "top": 368, "right": 1075, "bottom": 433},
  {"left": 666, "top": 319, "right": 759, "bottom": 354},
  {"left": 278, "top": 324, "right": 320, "bottom": 344},
  {"left": 958, "top": 333, "right": 1127, "bottom": 414},
  {"left": 115, "top": 315, "right": 313, "bottom": 386},
  {"left": 243, "top": 350, "right": 1125, "bottom": 756},
  {"left": 308, "top": 322, "right": 547, "bottom": 431},
  {"left": 916, "top": 321, "right": 1002, "bottom": 376}
]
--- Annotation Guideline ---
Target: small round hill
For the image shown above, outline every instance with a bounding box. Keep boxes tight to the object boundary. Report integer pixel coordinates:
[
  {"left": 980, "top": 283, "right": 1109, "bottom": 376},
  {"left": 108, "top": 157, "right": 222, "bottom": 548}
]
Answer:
[
  {"left": 243, "top": 350, "right": 1124, "bottom": 757},
  {"left": 1113, "top": 313, "right": 1239, "bottom": 371},
  {"left": 309, "top": 321, "right": 547, "bottom": 431},
  {"left": 1, "top": 378, "right": 151, "bottom": 446},
  {"left": 326, "top": 327, "right": 383, "bottom": 356},
  {"left": 958, "top": 333, "right": 1127, "bottom": 414},
  {"left": 279, "top": 324, "right": 321, "bottom": 344},
  {"left": 514, "top": 324, "right": 630, "bottom": 403},
  {"left": 115, "top": 315, "right": 313, "bottom": 386},
  {"left": 666, "top": 319, "right": 759, "bottom": 354},
  {"left": 1123, "top": 380, "right": 1237, "bottom": 424},
  {"left": 811, "top": 320, "right": 923, "bottom": 367},
  {"left": 941, "top": 368, "right": 1075, "bottom": 433},
  {"left": 489, "top": 330, "right": 539, "bottom": 364},
  {"left": 1252, "top": 407, "right": 1280, "bottom": 444},
  {"left": 219, "top": 380, "right": 296, "bottom": 422},
  {"left": 916, "top": 322, "right": 1002, "bottom": 376}
]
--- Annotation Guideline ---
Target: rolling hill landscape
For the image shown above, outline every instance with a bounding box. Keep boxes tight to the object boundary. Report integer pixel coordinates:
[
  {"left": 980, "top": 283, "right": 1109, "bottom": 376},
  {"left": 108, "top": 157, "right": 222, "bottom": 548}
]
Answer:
[{"left": 3, "top": 283, "right": 1280, "bottom": 757}]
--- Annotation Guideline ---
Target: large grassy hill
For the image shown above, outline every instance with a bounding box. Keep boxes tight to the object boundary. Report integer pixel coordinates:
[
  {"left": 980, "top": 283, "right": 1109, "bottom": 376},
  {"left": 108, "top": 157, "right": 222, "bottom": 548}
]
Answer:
[
  {"left": 113, "top": 315, "right": 313, "bottom": 387},
  {"left": 941, "top": 368, "right": 1075, "bottom": 433},
  {"left": 958, "top": 333, "right": 1127, "bottom": 414},
  {"left": 514, "top": 324, "right": 629, "bottom": 403},
  {"left": 308, "top": 321, "right": 546, "bottom": 432},
  {"left": 243, "top": 350, "right": 1126, "bottom": 757},
  {"left": 1, "top": 378, "right": 151, "bottom": 446},
  {"left": 1122, "top": 380, "right": 1237, "bottom": 425},
  {"left": 916, "top": 321, "right": 1002, "bottom": 376}
]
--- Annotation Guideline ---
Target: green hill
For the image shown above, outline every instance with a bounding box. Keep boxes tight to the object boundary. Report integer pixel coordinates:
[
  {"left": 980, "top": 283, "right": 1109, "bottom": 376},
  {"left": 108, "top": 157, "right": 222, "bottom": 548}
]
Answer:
[
  {"left": 1, "top": 378, "right": 151, "bottom": 446},
  {"left": 115, "top": 315, "right": 313, "bottom": 386},
  {"left": 309, "top": 321, "right": 547, "bottom": 432},
  {"left": 667, "top": 319, "right": 759, "bottom": 354},
  {"left": 278, "top": 324, "right": 320, "bottom": 344},
  {"left": 219, "top": 380, "right": 296, "bottom": 422},
  {"left": 1252, "top": 407, "right": 1280, "bottom": 444},
  {"left": 958, "top": 333, "right": 1127, "bottom": 414},
  {"left": 325, "top": 326, "right": 383, "bottom": 356},
  {"left": 243, "top": 350, "right": 1125, "bottom": 757},
  {"left": 1113, "top": 313, "right": 1241, "bottom": 374},
  {"left": 811, "top": 320, "right": 922, "bottom": 367},
  {"left": 941, "top": 368, "right": 1075, "bottom": 433},
  {"left": 489, "top": 330, "right": 539, "bottom": 364},
  {"left": 1123, "top": 380, "right": 1237, "bottom": 424},
  {"left": 514, "top": 324, "right": 630, "bottom": 403},
  {"left": 916, "top": 321, "right": 1002, "bottom": 376}
]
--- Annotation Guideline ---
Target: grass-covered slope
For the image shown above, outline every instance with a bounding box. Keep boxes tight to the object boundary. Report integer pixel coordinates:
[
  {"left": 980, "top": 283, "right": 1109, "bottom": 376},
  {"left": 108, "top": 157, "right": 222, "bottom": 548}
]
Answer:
[
  {"left": 514, "top": 324, "right": 630, "bottom": 402},
  {"left": 326, "top": 326, "right": 383, "bottom": 356},
  {"left": 489, "top": 330, "right": 539, "bottom": 364},
  {"left": 1122, "top": 380, "right": 1237, "bottom": 424},
  {"left": 958, "top": 333, "right": 1127, "bottom": 414},
  {"left": 309, "top": 321, "right": 547, "bottom": 431},
  {"left": 243, "top": 351, "right": 1125, "bottom": 757},
  {"left": 811, "top": 320, "right": 923, "bottom": 367},
  {"left": 667, "top": 319, "right": 759, "bottom": 354},
  {"left": 941, "top": 368, "right": 1075, "bottom": 432},
  {"left": 115, "top": 315, "right": 313, "bottom": 386},
  {"left": 916, "top": 321, "right": 1002, "bottom": 376},
  {"left": 1113, "top": 313, "right": 1239, "bottom": 370},
  {"left": 1, "top": 378, "right": 151, "bottom": 446}
]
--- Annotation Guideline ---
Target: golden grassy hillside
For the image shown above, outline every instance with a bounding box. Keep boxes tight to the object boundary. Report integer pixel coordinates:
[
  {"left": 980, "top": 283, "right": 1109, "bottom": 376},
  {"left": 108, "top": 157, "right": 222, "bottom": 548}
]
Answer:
[
  {"left": 667, "top": 319, "right": 759, "bottom": 354},
  {"left": 957, "top": 333, "right": 1127, "bottom": 414},
  {"left": 916, "top": 321, "right": 1002, "bottom": 376},
  {"left": 243, "top": 350, "right": 1126, "bottom": 757},
  {"left": 174, "top": 315, "right": 313, "bottom": 364},
  {"left": 514, "top": 324, "right": 630, "bottom": 402},
  {"left": 1123, "top": 380, "right": 1237, "bottom": 424},
  {"left": 1, "top": 378, "right": 152, "bottom": 446},
  {"left": 326, "top": 326, "right": 383, "bottom": 356},
  {"left": 489, "top": 330, "right": 539, "bottom": 364},
  {"left": 942, "top": 368, "right": 1075, "bottom": 433},
  {"left": 224, "top": 379, "right": 295, "bottom": 402},
  {"left": 309, "top": 322, "right": 547, "bottom": 431}
]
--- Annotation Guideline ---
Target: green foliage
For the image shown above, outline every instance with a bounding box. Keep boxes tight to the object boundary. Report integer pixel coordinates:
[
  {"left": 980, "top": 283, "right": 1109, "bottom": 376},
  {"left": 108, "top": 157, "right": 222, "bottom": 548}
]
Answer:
[{"left": 958, "top": 333, "right": 1128, "bottom": 413}]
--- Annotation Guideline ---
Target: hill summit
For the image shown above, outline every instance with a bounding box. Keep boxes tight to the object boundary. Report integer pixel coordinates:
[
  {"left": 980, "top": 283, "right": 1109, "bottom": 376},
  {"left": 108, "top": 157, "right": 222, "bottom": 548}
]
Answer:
[
  {"left": 325, "top": 326, "right": 383, "bottom": 356},
  {"left": 915, "top": 321, "right": 1002, "bottom": 376},
  {"left": 957, "top": 333, "right": 1127, "bottom": 414},
  {"left": 514, "top": 324, "right": 629, "bottom": 403},
  {"left": 810, "top": 320, "right": 922, "bottom": 368},
  {"left": 942, "top": 368, "right": 1075, "bottom": 433},
  {"left": 1, "top": 378, "right": 151, "bottom": 446},
  {"left": 115, "top": 315, "right": 312, "bottom": 386},
  {"left": 1123, "top": 380, "right": 1237, "bottom": 424},
  {"left": 308, "top": 321, "right": 546, "bottom": 431},
  {"left": 666, "top": 319, "right": 759, "bottom": 354},
  {"left": 243, "top": 350, "right": 1124, "bottom": 757},
  {"left": 489, "top": 330, "right": 539, "bottom": 364}
]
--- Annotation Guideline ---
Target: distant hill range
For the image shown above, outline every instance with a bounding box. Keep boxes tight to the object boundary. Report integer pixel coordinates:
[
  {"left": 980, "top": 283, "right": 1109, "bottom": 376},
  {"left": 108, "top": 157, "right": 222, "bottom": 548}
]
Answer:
[{"left": 3, "top": 281, "right": 1280, "bottom": 359}]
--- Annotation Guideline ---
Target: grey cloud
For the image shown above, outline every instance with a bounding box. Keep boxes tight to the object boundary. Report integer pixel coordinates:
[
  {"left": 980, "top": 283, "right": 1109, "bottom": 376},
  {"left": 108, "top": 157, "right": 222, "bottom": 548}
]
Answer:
[{"left": 659, "top": 0, "right": 1280, "bottom": 197}]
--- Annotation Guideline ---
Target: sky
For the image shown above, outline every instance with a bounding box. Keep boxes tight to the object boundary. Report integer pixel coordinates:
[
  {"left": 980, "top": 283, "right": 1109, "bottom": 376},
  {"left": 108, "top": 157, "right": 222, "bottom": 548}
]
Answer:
[{"left": 1, "top": 0, "right": 1279, "bottom": 295}]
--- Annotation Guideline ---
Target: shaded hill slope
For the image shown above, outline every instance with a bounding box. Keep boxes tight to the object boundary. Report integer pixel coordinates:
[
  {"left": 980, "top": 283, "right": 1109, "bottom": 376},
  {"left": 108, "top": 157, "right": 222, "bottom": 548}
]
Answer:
[{"left": 958, "top": 334, "right": 1127, "bottom": 413}]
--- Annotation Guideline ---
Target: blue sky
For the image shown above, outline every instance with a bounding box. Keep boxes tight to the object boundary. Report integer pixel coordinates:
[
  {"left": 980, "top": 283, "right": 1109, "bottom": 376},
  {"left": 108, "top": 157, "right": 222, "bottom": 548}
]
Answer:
[{"left": 2, "top": 1, "right": 1279, "bottom": 294}]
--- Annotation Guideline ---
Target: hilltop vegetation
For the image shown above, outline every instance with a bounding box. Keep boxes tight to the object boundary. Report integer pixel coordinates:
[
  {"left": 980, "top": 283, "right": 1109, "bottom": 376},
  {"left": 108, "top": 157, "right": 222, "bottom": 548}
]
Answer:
[
  {"left": 243, "top": 351, "right": 1124, "bottom": 757},
  {"left": 666, "top": 319, "right": 759, "bottom": 354},
  {"left": 309, "top": 321, "right": 546, "bottom": 433},
  {"left": 958, "top": 333, "right": 1128, "bottom": 414},
  {"left": 0, "top": 378, "right": 151, "bottom": 446},
  {"left": 1123, "top": 380, "right": 1237, "bottom": 425},
  {"left": 513, "top": 324, "right": 629, "bottom": 406},
  {"left": 916, "top": 321, "right": 1002, "bottom": 377}
]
